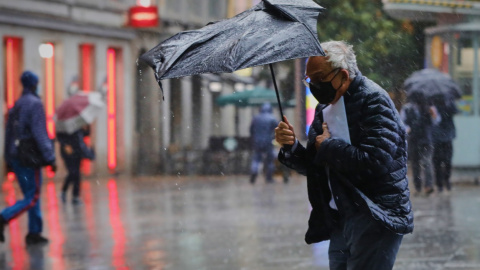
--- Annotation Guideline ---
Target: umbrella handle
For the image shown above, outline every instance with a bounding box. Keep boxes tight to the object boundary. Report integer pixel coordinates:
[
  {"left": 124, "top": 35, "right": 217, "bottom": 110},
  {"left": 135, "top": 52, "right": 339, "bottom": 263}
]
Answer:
[{"left": 269, "top": 64, "right": 292, "bottom": 151}]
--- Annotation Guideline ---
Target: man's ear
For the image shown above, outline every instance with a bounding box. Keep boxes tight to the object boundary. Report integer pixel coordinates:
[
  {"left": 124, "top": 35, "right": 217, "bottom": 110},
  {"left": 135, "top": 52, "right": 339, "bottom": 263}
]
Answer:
[{"left": 341, "top": 69, "right": 350, "bottom": 83}]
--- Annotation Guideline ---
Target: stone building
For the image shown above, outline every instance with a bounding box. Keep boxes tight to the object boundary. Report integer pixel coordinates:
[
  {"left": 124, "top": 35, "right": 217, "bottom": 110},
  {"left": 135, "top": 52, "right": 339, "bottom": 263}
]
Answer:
[{"left": 1, "top": 0, "right": 265, "bottom": 178}]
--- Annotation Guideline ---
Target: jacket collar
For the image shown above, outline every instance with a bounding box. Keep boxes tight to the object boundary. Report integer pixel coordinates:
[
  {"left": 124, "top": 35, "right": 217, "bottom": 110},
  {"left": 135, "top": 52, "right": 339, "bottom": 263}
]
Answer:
[
  {"left": 21, "top": 88, "right": 39, "bottom": 97},
  {"left": 344, "top": 71, "right": 363, "bottom": 103}
]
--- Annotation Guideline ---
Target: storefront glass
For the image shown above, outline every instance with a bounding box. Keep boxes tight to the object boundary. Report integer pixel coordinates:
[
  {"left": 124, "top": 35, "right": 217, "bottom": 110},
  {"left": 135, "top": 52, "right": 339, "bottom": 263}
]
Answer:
[{"left": 428, "top": 33, "right": 480, "bottom": 116}]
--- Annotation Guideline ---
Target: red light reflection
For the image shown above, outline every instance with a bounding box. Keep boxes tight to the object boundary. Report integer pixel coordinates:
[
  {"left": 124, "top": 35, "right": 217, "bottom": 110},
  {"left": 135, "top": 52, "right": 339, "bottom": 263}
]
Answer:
[
  {"left": 108, "top": 179, "right": 129, "bottom": 269},
  {"left": 46, "top": 181, "right": 65, "bottom": 270},
  {"left": 2, "top": 175, "right": 27, "bottom": 269}
]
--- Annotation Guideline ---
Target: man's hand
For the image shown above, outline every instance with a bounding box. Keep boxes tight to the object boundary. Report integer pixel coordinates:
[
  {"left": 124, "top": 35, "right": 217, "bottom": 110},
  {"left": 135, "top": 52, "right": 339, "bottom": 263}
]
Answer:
[
  {"left": 315, "top": 123, "right": 331, "bottom": 150},
  {"left": 275, "top": 116, "right": 296, "bottom": 145}
]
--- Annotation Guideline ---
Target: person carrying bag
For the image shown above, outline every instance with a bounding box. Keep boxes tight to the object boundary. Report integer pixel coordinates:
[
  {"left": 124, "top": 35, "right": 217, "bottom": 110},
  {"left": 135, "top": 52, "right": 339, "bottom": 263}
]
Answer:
[{"left": 1, "top": 71, "right": 56, "bottom": 246}]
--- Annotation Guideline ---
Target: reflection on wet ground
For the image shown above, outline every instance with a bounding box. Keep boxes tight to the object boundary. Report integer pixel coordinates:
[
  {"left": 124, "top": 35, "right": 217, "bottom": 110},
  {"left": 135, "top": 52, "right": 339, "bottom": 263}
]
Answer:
[{"left": 0, "top": 174, "right": 479, "bottom": 269}]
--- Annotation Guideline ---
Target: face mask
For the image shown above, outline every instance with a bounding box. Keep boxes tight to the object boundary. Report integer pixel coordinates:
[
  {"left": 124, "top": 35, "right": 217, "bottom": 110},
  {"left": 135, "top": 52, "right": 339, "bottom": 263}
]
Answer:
[{"left": 307, "top": 69, "right": 341, "bottom": 104}]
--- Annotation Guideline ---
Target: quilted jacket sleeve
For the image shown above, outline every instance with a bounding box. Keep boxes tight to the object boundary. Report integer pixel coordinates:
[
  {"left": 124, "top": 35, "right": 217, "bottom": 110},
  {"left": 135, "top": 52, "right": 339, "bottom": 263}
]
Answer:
[
  {"left": 278, "top": 142, "right": 308, "bottom": 176},
  {"left": 30, "top": 101, "right": 55, "bottom": 164},
  {"left": 313, "top": 91, "right": 401, "bottom": 186}
]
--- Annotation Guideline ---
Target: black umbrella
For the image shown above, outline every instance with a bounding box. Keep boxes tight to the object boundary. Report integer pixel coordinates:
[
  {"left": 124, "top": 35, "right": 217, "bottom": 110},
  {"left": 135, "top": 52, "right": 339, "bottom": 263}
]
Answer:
[
  {"left": 404, "top": 69, "right": 461, "bottom": 102},
  {"left": 140, "top": 0, "right": 325, "bottom": 120}
]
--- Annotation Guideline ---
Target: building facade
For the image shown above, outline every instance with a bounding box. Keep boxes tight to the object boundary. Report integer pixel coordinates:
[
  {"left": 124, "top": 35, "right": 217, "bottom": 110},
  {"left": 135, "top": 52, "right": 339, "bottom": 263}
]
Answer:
[
  {"left": 1, "top": 0, "right": 270, "bottom": 178},
  {"left": 384, "top": 0, "right": 480, "bottom": 168}
]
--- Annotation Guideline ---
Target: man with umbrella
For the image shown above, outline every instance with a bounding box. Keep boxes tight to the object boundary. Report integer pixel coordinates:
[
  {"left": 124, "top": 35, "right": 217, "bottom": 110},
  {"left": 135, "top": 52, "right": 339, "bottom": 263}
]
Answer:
[
  {"left": 1, "top": 71, "right": 57, "bottom": 245},
  {"left": 140, "top": 3, "right": 411, "bottom": 268},
  {"left": 275, "top": 41, "right": 413, "bottom": 269}
]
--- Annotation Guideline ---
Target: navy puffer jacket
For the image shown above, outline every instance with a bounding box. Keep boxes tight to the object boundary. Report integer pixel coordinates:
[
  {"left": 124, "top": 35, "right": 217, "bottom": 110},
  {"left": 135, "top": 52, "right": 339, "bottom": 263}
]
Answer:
[
  {"left": 279, "top": 72, "right": 413, "bottom": 244},
  {"left": 5, "top": 90, "right": 55, "bottom": 164}
]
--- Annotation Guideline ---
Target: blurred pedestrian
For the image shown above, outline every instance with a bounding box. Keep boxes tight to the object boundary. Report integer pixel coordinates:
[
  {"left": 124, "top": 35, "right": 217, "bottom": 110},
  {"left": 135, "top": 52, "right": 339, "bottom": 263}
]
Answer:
[
  {"left": 1, "top": 71, "right": 57, "bottom": 245},
  {"left": 401, "top": 98, "right": 440, "bottom": 196},
  {"left": 275, "top": 41, "right": 412, "bottom": 270},
  {"left": 249, "top": 102, "right": 278, "bottom": 184},
  {"left": 57, "top": 125, "right": 95, "bottom": 204},
  {"left": 432, "top": 96, "right": 458, "bottom": 194}
]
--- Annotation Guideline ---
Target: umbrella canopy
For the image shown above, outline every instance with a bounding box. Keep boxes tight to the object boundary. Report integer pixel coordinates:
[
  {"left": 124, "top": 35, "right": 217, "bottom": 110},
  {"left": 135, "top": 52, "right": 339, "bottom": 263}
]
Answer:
[
  {"left": 55, "top": 92, "right": 104, "bottom": 134},
  {"left": 216, "top": 86, "right": 295, "bottom": 107},
  {"left": 140, "top": 0, "right": 325, "bottom": 84},
  {"left": 404, "top": 69, "right": 461, "bottom": 102}
]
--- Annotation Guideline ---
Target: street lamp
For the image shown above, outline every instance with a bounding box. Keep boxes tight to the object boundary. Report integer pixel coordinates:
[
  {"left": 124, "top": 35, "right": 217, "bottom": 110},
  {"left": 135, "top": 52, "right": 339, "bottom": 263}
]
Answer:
[
  {"left": 38, "top": 43, "right": 54, "bottom": 58},
  {"left": 209, "top": 82, "right": 222, "bottom": 93},
  {"left": 137, "top": 0, "right": 152, "bottom": 7}
]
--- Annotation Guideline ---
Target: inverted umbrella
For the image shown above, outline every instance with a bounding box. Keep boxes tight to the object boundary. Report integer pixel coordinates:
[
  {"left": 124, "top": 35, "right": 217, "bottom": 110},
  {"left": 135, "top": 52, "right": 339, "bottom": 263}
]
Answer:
[
  {"left": 404, "top": 69, "right": 461, "bottom": 102},
  {"left": 140, "top": 0, "right": 325, "bottom": 119},
  {"left": 216, "top": 86, "right": 295, "bottom": 107},
  {"left": 55, "top": 91, "right": 104, "bottom": 134}
]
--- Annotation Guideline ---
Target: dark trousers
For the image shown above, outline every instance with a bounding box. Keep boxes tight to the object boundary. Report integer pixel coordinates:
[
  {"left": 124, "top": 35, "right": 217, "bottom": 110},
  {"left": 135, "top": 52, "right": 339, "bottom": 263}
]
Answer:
[
  {"left": 328, "top": 210, "right": 403, "bottom": 270},
  {"left": 409, "top": 143, "right": 434, "bottom": 192},
  {"left": 1, "top": 159, "right": 43, "bottom": 233},
  {"left": 62, "top": 157, "right": 81, "bottom": 197},
  {"left": 433, "top": 141, "right": 453, "bottom": 191},
  {"left": 250, "top": 146, "right": 275, "bottom": 181}
]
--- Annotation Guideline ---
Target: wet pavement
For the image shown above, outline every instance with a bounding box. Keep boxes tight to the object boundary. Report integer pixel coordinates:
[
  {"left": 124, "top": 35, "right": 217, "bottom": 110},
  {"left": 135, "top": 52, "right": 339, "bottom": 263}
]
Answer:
[{"left": 0, "top": 173, "right": 479, "bottom": 270}]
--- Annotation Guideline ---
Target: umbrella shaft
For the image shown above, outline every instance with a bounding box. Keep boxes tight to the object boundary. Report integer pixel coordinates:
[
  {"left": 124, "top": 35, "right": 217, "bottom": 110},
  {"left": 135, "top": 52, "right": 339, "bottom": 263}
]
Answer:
[{"left": 269, "top": 64, "right": 285, "bottom": 121}]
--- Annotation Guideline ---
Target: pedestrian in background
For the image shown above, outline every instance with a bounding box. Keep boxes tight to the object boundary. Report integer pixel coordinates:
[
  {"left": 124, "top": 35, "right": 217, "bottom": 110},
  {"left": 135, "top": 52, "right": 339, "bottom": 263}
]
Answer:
[
  {"left": 401, "top": 98, "right": 440, "bottom": 196},
  {"left": 276, "top": 41, "right": 413, "bottom": 269},
  {"left": 1, "top": 71, "right": 56, "bottom": 245},
  {"left": 249, "top": 102, "right": 278, "bottom": 184},
  {"left": 432, "top": 96, "right": 458, "bottom": 194},
  {"left": 57, "top": 125, "right": 95, "bottom": 204}
]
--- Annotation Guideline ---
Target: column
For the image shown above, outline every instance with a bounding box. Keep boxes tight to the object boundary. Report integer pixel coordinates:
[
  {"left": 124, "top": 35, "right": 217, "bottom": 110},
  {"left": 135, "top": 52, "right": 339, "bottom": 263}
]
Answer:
[
  {"left": 474, "top": 35, "right": 479, "bottom": 116},
  {"left": 181, "top": 77, "right": 193, "bottom": 147},
  {"left": 220, "top": 83, "right": 235, "bottom": 137},
  {"left": 201, "top": 79, "right": 213, "bottom": 149}
]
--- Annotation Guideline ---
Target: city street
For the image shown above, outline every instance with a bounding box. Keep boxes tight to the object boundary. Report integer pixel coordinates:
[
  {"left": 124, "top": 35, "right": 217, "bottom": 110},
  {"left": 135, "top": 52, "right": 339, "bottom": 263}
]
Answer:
[{"left": 0, "top": 173, "right": 479, "bottom": 270}]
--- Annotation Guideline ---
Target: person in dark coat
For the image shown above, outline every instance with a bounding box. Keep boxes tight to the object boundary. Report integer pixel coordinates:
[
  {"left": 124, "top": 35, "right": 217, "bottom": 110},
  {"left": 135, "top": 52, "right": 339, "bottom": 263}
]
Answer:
[
  {"left": 432, "top": 96, "right": 458, "bottom": 194},
  {"left": 57, "top": 125, "right": 95, "bottom": 204},
  {"left": 249, "top": 102, "right": 278, "bottom": 183},
  {"left": 1, "top": 71, "right": 57, "bottom": 245},
  {"left": 400, "top": 98, "right": 439, "bottom": 196},
  {"left": 275, "top": 41, "right": 413, "bottom": 270}
]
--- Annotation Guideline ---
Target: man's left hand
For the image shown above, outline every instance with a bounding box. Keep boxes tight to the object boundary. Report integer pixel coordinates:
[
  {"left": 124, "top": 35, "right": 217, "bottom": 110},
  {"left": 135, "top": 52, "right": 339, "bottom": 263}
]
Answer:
[{"left": 315, "top": 123, "right": 331, "bottom": 150}]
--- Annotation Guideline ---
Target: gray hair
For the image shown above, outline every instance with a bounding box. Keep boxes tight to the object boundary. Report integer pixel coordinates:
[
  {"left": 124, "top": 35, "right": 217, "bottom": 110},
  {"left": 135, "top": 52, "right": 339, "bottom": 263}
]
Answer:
[{"left": 320, "top": 41, "right": 359, "bottom": 79}]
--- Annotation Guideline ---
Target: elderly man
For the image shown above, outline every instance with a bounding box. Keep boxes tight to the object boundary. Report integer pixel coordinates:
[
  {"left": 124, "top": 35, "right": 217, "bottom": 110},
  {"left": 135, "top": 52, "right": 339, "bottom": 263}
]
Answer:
[{"left": 275, "top": 41, "right": 413, "bottom": 269}]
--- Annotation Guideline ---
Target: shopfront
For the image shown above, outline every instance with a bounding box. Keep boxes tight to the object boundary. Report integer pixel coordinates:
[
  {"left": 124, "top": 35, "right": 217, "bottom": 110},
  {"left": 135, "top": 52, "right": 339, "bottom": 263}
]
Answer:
[
  {"left": 425, "top": 26, "right": 480, "bottom": 167},
  {"left": 383, "top": 0, "right": 480, "bottom": 168},
  {"left": 1, "top": 25, "right": 135, "bottom": 177}
]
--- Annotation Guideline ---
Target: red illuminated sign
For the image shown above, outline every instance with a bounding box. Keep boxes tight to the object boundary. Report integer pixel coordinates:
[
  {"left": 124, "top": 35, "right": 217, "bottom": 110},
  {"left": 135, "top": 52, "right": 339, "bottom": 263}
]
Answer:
[
  {"left": 107, "top": 48, "right": 117, "bottom": 172},
  {"left": 128, "top": 6, "right": 159, "bottom": 28}
]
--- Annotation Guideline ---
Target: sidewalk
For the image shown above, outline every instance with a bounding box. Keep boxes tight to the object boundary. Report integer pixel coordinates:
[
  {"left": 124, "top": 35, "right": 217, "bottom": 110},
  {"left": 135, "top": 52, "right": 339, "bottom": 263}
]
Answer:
[{"left": 0, "top": 174, "right": 478, "bottom": 269}]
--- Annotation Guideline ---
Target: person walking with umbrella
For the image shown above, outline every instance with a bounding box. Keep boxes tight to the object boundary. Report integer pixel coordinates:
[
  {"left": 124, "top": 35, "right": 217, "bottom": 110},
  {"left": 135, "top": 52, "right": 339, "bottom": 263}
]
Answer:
[
  {"left": 402, "top": 69, "right": 457, "bottom": 195},
  {"left": 1, "top": 71, "right": 57, "bottom": 245},
  {"left": 249, "top": 102, "right": 278, "bottom": 184},
  {"left": 432, "top": 95, "right": 459, "bottom": 194},
  {"left": 275, "top": 41, "right": 413, "bottom": 269},
  {"left": 57, "top": 125, "right": 95, "bottom": 204},
  {"left": 401, "top": 97, "right": 440, "bottom": 196},
  {"left": 55, "top": 91, "right": 102, "bottom": 204}
]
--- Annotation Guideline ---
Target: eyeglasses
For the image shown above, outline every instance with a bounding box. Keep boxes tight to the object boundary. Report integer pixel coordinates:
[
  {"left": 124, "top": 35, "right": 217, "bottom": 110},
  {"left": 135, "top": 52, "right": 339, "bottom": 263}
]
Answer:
[{"left": 302, "top": 68, "right": 341, "bottom": 89}]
